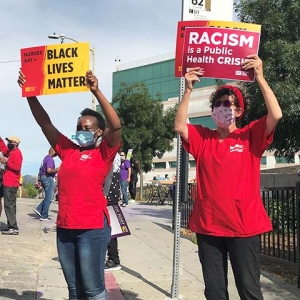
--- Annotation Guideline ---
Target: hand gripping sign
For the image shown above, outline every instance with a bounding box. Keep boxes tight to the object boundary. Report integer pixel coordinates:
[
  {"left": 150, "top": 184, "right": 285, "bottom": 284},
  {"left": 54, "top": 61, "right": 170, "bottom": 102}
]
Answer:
[
  {"left": 182, "top": 27, "right": 261, "bottom": 81},
  {"left": 20, "top": 42, "right": 90, "bottom": 97}
]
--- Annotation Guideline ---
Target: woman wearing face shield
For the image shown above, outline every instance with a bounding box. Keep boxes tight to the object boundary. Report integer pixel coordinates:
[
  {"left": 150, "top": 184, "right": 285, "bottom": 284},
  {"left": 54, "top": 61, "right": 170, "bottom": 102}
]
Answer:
[
  {"left": 18, "top": 70, "right": 121, "bottom": 300},
  {"left": 174, "top": 55, "right": 282, "bottom": 300}
]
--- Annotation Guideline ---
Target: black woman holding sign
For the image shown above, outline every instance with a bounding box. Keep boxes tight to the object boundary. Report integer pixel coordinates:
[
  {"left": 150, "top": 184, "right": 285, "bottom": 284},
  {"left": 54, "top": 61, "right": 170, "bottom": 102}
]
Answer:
[
  {"left": 174, "top": 55, "right": 282, "bottom": 300},
  {"left": 18, "top": 69, "right": 121, "bottom": 300}
]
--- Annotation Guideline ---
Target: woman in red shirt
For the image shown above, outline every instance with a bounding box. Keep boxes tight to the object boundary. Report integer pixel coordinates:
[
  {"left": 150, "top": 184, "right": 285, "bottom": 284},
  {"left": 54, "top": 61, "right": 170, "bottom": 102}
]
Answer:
[
  {"left": 18, "top": 70, "right": 121, "bottom": 300},
  {"left": 175, "top": 55, "right": 282, "bottom": 300}
]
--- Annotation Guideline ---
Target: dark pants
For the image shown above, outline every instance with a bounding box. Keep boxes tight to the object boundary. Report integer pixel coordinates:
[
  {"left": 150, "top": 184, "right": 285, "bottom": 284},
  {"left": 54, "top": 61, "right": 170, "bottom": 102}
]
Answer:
[
  {"left": 129, "top": 178, "right": 138, "bottom": 200},
  {"left": 197, "top": 234, "right": 263, "bottom": 300},
  {"left": 107, "top": 238, "right": 120, "bottom": 264},
  {"left": 0, "top": 180, "right": 3, "bottom": 198},
  {"left": 3, "top": 186, "right": 19, "bottom": 230}
]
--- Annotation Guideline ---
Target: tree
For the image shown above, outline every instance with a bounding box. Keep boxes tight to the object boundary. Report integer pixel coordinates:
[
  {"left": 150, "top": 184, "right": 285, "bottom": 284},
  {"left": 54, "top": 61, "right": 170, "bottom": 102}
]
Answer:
[
  {"left": 112, "top": 82, "right": 178, "bottom": 197},
  {"left": 234, "top": 0, "right": 300, "bottom": 160}
]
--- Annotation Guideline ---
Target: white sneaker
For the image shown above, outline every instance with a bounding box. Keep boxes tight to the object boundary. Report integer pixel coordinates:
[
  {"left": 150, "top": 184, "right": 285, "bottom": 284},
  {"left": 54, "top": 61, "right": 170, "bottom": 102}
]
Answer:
[
  {"left": 121, "top": 203, "right": 126, "bottom": 207},
  {"left": 34, "top": 209, "right": 41, "bottom": 217},
  {"left": 128, "top": 199, "right": 136, "bottom": 203}
]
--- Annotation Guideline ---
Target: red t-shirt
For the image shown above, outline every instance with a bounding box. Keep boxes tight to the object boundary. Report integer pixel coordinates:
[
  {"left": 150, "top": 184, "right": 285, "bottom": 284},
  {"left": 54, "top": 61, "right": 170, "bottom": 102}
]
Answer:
[
  {"left": 0, "top": 139, "right": 23, "bottom": 187},
  {"left": 182, "top": 116, "right": 274, "bottom": 237},
  {"left": 55, "top": 134, "right": 120, "bottom": 229}
]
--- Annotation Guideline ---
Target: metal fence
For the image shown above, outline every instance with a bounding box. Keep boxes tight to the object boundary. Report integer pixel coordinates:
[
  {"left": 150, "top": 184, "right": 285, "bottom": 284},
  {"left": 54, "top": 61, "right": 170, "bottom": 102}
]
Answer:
[
  {"left": 179, "top": 181, "right": 300, "bottom": 288},
  {"left": 260, "top": 183, "right": 300, "bottom": 288},
  {"left": 180, "top": 183, "right": 195, "bottom": 228},
  {"left": 260, "top": 187, "right": 298, "bottom": 262}
]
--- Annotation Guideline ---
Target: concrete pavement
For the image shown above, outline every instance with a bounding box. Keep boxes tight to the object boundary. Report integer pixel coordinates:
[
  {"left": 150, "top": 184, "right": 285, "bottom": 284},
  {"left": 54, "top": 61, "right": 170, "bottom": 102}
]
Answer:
[{"left": 1, "top": 199, "right": 300, "bottom": 299}]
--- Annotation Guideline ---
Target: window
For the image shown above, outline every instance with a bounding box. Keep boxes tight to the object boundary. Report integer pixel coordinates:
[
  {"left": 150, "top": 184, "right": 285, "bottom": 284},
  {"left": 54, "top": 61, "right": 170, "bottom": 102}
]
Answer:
[
  {"left": 189, "top": 160, "right": 196, "bottom": 167},
  {"left": 260, "top": 157, "right": 266, "bottom": 165},
  {"left": 169, "top": 161, "right": 177, "bottom": 168},
  {"left": 190, "top": 116, "right": 216, "bottom": 129},
  {"left": 153, "top": 162, "right": 166, "bottom": 169},
  {"left": 275, "top": 156, "right": 295, "bottom": 164}
]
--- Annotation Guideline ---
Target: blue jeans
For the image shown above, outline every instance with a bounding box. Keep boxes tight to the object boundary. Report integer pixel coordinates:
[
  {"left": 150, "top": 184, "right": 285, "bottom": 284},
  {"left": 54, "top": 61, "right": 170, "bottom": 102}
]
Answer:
[
  {"left": 121, "top": 180, "right": 129, "bottom": 205},
  {"left": 57, "top": 216, "right": 111, "bottom": 300},
  {"left": 36, "top": 175, "right": 54, "bottom": 218}
]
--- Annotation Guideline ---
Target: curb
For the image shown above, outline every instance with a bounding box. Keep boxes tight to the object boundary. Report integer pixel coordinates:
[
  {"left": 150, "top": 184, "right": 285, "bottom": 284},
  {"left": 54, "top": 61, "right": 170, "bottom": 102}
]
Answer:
[{"left": 106, "top": 272, "right": 125, "bottom": 300}]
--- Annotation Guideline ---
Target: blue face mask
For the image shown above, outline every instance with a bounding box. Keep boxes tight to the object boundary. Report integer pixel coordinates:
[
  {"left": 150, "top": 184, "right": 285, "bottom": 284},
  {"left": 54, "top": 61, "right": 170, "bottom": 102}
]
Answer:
[{"left": 75, "top": 130, "right": 96, "bottom": 147}]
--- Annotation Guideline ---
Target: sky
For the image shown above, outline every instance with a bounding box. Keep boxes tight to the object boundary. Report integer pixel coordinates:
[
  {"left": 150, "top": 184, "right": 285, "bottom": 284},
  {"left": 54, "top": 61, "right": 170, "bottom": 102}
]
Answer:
[{"left": 0, "top": 0, "right": 183, "bottom": 175}]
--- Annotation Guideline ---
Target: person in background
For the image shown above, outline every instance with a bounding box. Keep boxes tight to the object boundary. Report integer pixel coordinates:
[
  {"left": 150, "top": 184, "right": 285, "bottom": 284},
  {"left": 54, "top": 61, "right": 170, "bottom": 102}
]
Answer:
[
  {"left": 53, "top": 174, "right": 59, "bottom": 202},
  {"left": 0, "top": 151, "right": 6, "bottom": 223},
  {"left": 0, "top": 136, "right": 23, "bottom": 235},
  {"left": 129, "top": 153, "right": 140, "bottom": 202},
  {"left": 104, "top": 152, "right": 122, "bottom": 271},
  {"left": 34, "top": 147, "right": 59, "bottom": 221},
  {"left": 18, "top": 69, "right": 121, "bottom": 300},
  {"left": 174, "top": 55, "right": 282, "bottom": 299},
  {"left": 18, "top": 174, "right": 23, "bottom": 198},
  {"left": 120, "top": 151, "right": 131, "bottom": 207}
]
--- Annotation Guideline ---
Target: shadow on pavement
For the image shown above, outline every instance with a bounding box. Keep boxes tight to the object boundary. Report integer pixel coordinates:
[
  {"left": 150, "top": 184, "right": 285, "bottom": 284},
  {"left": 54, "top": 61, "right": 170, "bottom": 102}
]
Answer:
[
  {"left": 27, "top": 213, "right": 40, "bottom": 219},
  {"left": 260, "top": 272, "right": 300, "bottom": 298},
  {"left": 116, "top": 289, "right": 143, "bottom": 300},
  {"left": 120, "top": 265, "right": 170, "bottom": 299},
  {"left": 154, "top": 222, "right": 195, "bottom": 243},
  {"left": 128, "top": 203, "right": 172, "bottom": 220},
  {"left": 0, "top": 289, "right": 37, "bottom": 300},
  {"left": 50, "top": 208, "right": 58, "bottom": 214},
  {"left": 0, "top": 221, "right": 7, "bottom": 229},
  {"left": 42, "top": 226, "right": 57, "bottom": 234}
]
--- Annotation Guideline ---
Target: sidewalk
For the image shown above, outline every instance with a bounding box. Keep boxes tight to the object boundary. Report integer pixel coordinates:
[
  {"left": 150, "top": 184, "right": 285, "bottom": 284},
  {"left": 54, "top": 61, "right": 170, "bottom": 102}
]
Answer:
[{"left": 1, "top": 199, "right": 300, "bottom": 299}]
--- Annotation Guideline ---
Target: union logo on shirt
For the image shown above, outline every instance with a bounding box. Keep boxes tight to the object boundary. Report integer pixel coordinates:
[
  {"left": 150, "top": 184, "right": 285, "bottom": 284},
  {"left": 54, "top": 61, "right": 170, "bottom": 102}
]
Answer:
[
  {"left": 80, "top": 153, "right": 92, "bottom": 161},
  {"left": 230, "top": 144, "right": 245, "bottom": 153}
]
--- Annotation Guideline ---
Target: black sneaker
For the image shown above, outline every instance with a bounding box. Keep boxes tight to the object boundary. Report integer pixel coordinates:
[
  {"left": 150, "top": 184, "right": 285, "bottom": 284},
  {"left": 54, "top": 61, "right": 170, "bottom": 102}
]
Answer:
[
  {"left": 105, "top": 260, "right": 121, "bottom": 271},
  {"left": 2, "top": 228, "right": 19, "bottom": 235}
]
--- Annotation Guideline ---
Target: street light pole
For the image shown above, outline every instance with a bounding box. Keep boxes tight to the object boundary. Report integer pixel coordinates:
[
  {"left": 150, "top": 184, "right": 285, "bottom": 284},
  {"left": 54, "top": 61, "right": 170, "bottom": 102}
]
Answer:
[
  {"left": 91, "top": 47, "right": 96, "bottom": 111},
  {"left": 48, "top": 33, "right": 96, "bottom": 111}
]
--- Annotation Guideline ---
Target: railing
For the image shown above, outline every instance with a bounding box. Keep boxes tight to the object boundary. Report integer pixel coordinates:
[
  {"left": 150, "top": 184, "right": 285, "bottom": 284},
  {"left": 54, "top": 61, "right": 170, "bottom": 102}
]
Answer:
[
  {"left": 261, "top": 183, "right": 300, "bottom": 288},
  {"left": 178, "top": 182, "right": 300, "bottom": 288},
  {"left": 260, "top": 187, "right": 297, "bottom": 262},
  {"left": 180, "top": 183, "right": 196, "bottom": 228}
]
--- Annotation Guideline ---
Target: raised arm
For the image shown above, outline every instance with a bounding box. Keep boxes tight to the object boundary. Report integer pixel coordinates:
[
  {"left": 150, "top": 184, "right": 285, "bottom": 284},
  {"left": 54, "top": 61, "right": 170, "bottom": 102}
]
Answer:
[
  {"left": 174, "top": 67, "right": 204, "bottom": 142},
  {"left": 242, "top": 55, "right": 282, "bottom": 136},
  {"left": 86, "top": 71, "right": 121, "bottom": 147},
  {"left": 18, "top": 69, "right": 60, "bottom": 148}
]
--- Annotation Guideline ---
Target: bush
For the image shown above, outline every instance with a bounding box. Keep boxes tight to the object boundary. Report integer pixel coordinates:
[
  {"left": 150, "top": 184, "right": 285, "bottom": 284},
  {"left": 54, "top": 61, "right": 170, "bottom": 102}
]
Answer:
[
  {"left": 24, "top": 183, "right": 38, "bottom": 198},
  {"left": 20, "top": 188, "right": 29, "bottom": 198}
]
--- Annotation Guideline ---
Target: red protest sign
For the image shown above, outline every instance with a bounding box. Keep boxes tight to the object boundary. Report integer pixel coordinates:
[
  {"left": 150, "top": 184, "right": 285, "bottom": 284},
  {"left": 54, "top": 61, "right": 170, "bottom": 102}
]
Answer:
[
  {"left": 174, "top": 20, "right": 261, "bottom": 77},
  {"left": 181, "top": 27, "right": 261, "bottom": 82}
]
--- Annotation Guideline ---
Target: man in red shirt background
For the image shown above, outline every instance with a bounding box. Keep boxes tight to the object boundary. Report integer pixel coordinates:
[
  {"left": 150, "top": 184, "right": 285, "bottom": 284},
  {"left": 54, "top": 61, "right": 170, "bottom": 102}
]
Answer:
[{"left": 0, "top": 136, "right": 23, "bottom": 235}]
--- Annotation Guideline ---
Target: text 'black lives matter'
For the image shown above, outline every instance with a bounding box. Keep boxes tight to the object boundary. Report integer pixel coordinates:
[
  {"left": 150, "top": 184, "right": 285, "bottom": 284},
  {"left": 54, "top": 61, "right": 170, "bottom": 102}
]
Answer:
[{"left": 46, "top": 47, "right": 86, "bottom": 89}]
